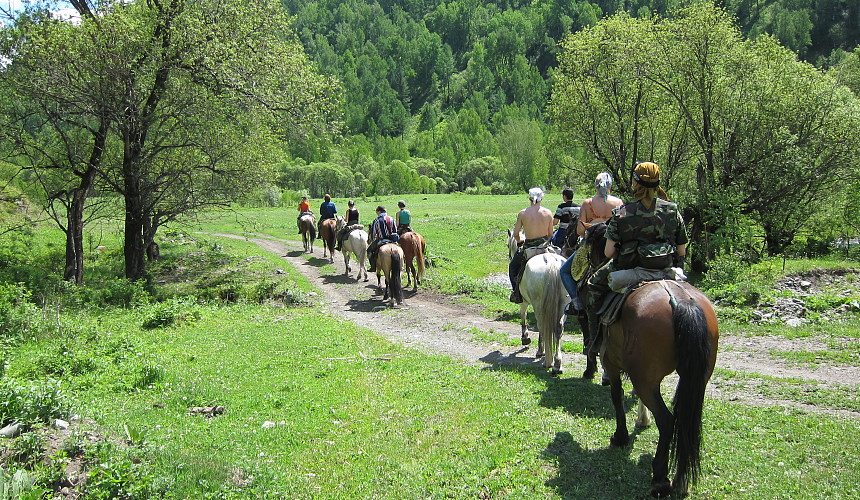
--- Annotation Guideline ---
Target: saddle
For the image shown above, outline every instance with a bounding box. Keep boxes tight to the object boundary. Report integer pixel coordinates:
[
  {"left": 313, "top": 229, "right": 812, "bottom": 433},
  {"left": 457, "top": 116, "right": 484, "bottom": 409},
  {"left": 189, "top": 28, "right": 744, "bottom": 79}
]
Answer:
[{"left": 598, "top": 268, "right": 687, "bottom": 326}]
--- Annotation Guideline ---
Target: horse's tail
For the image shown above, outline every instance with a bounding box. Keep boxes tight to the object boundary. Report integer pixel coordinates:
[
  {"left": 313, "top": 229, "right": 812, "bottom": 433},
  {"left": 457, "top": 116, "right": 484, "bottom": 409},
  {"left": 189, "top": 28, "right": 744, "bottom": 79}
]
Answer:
[
  {"left": 391, "top": 251, "right": 403, "bottom": 303},
  {"left": 670, "top": 298, "right": 712, "bottom": 492},
  {"left": 534, "top": 257, "right": 565, "bottom": 368},
  {"left": 416, "top": 237, "right": 425, "bottom": 279}
]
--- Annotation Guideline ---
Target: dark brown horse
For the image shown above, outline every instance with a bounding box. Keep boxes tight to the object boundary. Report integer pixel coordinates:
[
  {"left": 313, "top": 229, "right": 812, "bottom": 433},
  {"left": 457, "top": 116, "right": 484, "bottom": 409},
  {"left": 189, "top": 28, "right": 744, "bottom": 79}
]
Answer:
[
  {"left": 583, "top": 223, "right": 719, "bottom": 497},
  {"left": 299, "top": 214, "right": 316, "bottom": 253},
  {"left": 320, "top": 218, "right": 337, "bottom": 262},
  {"left": 398, "top": 231, "right": 425, "bottom": 291}
]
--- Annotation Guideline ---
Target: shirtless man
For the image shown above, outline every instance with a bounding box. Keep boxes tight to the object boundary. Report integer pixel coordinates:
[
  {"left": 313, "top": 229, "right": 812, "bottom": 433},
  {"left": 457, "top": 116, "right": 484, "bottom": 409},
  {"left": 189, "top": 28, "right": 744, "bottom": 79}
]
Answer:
[{"left": 508, "top": 187, "right": 554, "bottom": 303}]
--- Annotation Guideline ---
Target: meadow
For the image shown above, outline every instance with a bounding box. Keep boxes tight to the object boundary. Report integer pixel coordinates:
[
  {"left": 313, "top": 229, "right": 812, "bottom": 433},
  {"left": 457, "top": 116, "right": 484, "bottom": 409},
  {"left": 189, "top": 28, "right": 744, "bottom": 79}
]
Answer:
[{"left": 1, "top": 193, "right": 858, "bottom": 499}]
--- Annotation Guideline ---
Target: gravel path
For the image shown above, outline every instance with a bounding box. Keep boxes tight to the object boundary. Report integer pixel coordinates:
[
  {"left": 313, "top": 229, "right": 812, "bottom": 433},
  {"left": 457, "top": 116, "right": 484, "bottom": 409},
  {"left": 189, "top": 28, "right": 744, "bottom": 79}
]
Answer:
[{"left": 215, "top": 232, "right": 860, "bottom": 419}]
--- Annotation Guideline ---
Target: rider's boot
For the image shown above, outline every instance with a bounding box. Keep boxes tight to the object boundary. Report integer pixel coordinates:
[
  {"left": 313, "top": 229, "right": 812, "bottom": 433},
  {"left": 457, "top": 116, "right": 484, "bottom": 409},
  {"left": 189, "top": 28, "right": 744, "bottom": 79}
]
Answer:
[{"left": 509, "top": 284, "right": 523, "bottom": 303}]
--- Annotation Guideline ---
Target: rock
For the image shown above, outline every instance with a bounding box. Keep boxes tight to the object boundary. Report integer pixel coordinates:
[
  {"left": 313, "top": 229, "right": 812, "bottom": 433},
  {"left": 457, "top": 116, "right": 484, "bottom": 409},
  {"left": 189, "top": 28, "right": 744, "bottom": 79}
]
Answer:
[
  {"left": 0, "top": 422, "right": 22, "bottom": 438},
  {"left": 53, "top": 418, "right": 70, "bottom": 430},
  {"left": 785, "top": 317, "right": 806, "bottom": 327},
  {"left": 262, "top": 421, "right": 277, "bottom": 429},
  {"left": 799, "top": 280, "right": 813, "bottom": 289}
]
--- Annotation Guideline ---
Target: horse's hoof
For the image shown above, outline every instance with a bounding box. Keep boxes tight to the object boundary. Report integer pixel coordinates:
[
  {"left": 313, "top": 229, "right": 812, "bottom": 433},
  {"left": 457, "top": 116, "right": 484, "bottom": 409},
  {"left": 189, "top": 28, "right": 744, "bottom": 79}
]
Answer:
[
  {"left": 521, "top": 337, "right": 531, "bottom": 346},
  {"left": 551, "top": 368, "right": 563, "bottom": 376},
  {"left": 609, "top": 433, "right": 629, "bottom": 447},
  {"left": 582, "top": 369, "right": 596, "bottom": 380},
  {"left": 651, "top": 479, "right": 673, "bottom": 498}
]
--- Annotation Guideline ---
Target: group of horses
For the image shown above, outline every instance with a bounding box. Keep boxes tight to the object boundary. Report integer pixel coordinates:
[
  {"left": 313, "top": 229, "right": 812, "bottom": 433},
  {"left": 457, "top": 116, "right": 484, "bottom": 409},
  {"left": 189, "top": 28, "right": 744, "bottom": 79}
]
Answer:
[
  {"left": 298, "top": 214, "right": 425, "bottom": 307},
  {"left": 509, "top": 224, "right": 719, "bottom": 498}
]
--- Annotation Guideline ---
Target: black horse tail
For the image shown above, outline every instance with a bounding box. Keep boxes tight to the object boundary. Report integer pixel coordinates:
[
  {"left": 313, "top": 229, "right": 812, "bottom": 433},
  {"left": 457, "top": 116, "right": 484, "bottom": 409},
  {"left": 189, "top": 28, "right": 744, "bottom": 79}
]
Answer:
[
  {"left": 670, "top": 298, "right": 711, "bottom": 493},
  {"left": 391, "top": 252, "right": 403, "bottom": 303}
]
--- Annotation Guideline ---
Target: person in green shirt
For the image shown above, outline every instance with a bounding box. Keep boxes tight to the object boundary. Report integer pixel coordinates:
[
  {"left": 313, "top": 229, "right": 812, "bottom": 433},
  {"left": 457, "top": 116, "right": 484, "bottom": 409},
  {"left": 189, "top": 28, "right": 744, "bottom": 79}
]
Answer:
[{"left": 396, "top": 200, "right": 412, "bottom": 234}]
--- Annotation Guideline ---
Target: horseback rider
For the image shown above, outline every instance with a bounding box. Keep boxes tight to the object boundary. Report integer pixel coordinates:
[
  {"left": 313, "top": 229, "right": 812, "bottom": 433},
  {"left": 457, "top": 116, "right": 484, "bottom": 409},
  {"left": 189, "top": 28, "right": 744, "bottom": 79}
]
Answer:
[
  {"left": 508, "top": 187, "right": 554, "bottom": 303},
  {"left": 396, "top": 200, "right": 412, "bottom": 235},
  {"left": 550, "top": 188, "right": 580, "bottom": 248},
  {"left": 335, "top": 200, "right": 361, "bottom": 251},
  {"left": 585, "top": 162, "right": 688, "bottom": 353},
  {"left": 560, "top": 172, "right": 623, "bottom": 315},
  {"left": 318, "top": 194, "right": 338, "bottom": 235},
  {"left": 368, "top": 205, "right": 399, "bottom": 273},
  {"left": 297, "top": 195, "right": 313, "bottom": 233}
]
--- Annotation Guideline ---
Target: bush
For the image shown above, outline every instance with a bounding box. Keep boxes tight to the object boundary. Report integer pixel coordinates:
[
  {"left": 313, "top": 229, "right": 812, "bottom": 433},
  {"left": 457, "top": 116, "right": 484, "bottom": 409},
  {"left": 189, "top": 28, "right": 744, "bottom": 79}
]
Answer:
[
  {"left": 701, "top": 255, "right": 777, "bottom": 307},
  {"left": 0, "top": 378, "right": 69, "bottom": 427},
  {"left": 141, "top": 299, "right": 200, "bottom": 329},
  {"left": 0, "top": 282, "right": 41, "bottom": 340}
]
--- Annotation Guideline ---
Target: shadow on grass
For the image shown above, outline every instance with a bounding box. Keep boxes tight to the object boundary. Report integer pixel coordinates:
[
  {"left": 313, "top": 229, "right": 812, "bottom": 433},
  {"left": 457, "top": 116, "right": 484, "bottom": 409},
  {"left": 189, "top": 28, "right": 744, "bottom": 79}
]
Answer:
[{"left": 543, "top": 431, "right": 653, "bottom": 500}]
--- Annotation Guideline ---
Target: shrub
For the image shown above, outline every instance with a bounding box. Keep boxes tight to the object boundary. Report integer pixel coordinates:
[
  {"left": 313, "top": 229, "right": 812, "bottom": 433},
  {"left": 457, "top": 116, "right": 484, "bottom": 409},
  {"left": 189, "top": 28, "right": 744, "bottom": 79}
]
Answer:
[
  {"left": 141, "top": 299, "right": 200, "bottom": 329},
  {"left": 701, "top": 255, "right": 777, "bottom": 307},
  {"left": 0, "top": 282, "right": 41, "bottom": 340},
  {"left": 0, "top": 379, "right": 69, "bottom": 427}
]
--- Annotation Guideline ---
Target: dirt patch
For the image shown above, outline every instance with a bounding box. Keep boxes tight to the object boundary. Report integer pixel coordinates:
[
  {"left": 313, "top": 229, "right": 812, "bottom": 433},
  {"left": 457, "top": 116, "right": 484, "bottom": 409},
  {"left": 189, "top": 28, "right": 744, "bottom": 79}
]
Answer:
[{"left": 215, "top": 233, "right": 860, "bottom": 419}]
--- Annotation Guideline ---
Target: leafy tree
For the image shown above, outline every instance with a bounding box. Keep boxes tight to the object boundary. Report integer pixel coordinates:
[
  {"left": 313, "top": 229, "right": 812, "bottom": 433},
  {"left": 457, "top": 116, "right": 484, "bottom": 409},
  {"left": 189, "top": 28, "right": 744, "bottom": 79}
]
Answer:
[
  {"left": 497, "top": 118, "right": 547, "bottom": 191},
  {"left": 1, "top": 0, "right": 340, "bottom": 282}
]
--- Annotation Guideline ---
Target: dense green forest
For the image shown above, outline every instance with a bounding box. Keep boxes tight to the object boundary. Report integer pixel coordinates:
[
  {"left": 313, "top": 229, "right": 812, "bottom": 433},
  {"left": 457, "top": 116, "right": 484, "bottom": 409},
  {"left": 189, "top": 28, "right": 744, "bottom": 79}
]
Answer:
[
  {"left": 277, "top": 0, "right": 860, "bottom": 195},
  {"left": 2, "top": 0, "right": 860, "bottom": 281}
]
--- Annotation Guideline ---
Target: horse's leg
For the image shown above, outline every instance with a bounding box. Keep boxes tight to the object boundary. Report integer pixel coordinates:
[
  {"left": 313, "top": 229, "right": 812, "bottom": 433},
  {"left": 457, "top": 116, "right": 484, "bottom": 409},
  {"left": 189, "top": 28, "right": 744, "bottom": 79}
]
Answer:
[
  {"left": 343, "top": 250, "right": 351, "bottom": 275},
  {"left": 519, "top": 302, "right": 531, "bottom": 345},
  {"left": 607, "top": 370, "right": 629, "bottom": 448},
  {"left": 551, "top": 323, "right": 564, "bottom": 375},
  {"left": 636, "top": 384, "right": 673, "bottom": 498},
  {"left": 634, "top": 399, "right": 652, "bottom": 429}
]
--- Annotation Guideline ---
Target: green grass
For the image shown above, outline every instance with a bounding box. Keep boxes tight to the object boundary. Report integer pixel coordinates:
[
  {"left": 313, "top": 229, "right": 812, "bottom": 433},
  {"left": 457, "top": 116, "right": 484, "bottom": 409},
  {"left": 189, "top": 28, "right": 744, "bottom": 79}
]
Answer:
[{"left": 4, "top": 196, "right": 860, "bottom": 498}]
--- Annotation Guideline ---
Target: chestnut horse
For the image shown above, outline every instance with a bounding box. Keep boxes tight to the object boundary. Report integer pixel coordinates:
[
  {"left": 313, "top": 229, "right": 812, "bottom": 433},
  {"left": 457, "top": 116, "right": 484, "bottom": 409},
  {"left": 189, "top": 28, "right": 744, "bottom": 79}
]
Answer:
[
  {"left": 319, "top": 219, "right": 337, "bottom": 262},
  {"left": 299, "top": 214, "right": 316, "bottom": 253},
  {"left": 375, "top": 243, "right": 404, "bottom": 307},
  {"left": 584, "top": 224, "right": 719, "bottom": 497},
  {"left": 398, "top": 231, "right": 425, "bottom": 290}
]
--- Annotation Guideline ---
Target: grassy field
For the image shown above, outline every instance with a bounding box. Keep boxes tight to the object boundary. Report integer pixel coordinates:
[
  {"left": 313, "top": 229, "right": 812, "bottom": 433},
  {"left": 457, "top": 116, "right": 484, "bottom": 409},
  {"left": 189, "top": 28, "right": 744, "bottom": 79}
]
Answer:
[{"left": 2, "top": 194, "right": 859, "bottom": 499}]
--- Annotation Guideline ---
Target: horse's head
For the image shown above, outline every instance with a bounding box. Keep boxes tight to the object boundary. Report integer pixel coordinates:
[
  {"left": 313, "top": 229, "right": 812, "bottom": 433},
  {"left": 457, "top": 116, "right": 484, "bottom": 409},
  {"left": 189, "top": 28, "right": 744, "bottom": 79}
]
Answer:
[
  {"left": 506, "top": 229, "right": 522, "bottom": 260},
  {"left": 335, "top": 215, "right": 345, "bottom": 231},
  {"left": 584, "top": 222, "right": 609, "bottom": 269}
]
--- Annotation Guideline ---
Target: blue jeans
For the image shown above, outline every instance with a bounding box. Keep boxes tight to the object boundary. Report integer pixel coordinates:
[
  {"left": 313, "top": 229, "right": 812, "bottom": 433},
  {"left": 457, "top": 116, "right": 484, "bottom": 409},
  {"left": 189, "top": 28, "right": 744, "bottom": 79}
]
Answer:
[{"left": 560, "top": 251, "right": 579, "bottom": 304}]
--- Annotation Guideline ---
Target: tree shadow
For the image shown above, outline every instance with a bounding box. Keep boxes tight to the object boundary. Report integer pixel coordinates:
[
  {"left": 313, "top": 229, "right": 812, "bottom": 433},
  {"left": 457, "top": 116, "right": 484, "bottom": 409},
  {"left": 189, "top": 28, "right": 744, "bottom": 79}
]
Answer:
[
  {"left": 543, "top": 431, "right": 653, "bottom": 500},
  {"left": 321, "top": 273, "right": 354, "bottom": 285},
  {"left": 285, "top": 250, "right": 306, "bottom": 258},
  {"left": 344, "top": 298, "right": 382, "bottom": 312}
]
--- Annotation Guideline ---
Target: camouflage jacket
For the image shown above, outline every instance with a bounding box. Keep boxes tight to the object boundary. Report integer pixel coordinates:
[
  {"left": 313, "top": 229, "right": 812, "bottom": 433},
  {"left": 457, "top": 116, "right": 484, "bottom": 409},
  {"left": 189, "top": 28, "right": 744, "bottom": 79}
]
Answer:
[{"left": 606, "top": 199, "right": 688, "bottom": 270}]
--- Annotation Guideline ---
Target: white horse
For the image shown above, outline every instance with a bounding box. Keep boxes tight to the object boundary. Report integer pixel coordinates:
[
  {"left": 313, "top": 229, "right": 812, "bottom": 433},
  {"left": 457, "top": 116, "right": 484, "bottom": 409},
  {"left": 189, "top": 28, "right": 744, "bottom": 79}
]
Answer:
[
  {"left": 335, "top": 216, "right": 369, "bottom": 282},
  {"left": 508, "top": 229, "right": 570, "bottom": 374}
]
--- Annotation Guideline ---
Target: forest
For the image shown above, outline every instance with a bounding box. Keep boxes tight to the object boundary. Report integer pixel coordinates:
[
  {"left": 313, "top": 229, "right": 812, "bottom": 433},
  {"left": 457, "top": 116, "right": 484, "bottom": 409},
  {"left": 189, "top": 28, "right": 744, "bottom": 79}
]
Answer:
[{"left": 1, "top": 0, "right": 860, "bottom": 279}]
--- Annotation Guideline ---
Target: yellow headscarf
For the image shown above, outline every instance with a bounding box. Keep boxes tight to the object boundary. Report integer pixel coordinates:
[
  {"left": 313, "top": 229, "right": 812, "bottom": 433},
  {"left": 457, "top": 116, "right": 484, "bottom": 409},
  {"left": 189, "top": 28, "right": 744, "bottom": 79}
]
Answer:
[{"left": 632, "top": 162, "right": 669, "bottom": 208}]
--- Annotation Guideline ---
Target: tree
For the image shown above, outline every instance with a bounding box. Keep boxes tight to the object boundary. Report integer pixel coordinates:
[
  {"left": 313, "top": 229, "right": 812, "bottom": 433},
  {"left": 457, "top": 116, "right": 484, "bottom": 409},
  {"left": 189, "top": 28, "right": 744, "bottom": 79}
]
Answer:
[
  {"left": 497, "top": 118, "right": 547, "bottom": 191},
  {"left": 2, "top": 0, "right": 340, "bottom": 282},
  {"left": 551, "top": 2, "right": 860, "bottom": 268}
]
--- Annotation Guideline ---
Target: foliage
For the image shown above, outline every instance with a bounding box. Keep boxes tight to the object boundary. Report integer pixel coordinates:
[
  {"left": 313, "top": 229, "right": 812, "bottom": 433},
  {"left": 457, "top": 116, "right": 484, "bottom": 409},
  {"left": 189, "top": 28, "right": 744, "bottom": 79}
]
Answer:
[
  {"left": 700, "top": 254, "right": 778, "bottom": 306},
  {"left": 0, "top": 379, "right": 68, "bottom": 427},
  {"left": 140, "top": 300, "right": 201, "bottom": 330},
  {"left": 0, "top": 466, "right": 48, "bottom": 500}
]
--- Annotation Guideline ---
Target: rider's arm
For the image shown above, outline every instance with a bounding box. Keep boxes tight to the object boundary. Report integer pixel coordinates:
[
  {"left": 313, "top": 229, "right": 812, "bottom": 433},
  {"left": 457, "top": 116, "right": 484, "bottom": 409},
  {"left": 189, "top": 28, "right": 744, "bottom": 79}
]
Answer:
[
  {"left": 605, "top": 238, "right": 618, "bottom": 259},
  {"left": 577, "top": 200, "right": 592, "bottom": 236},
  {"left": 545, "top": 213, "right": 554, "bottom": 238},
  {"left": 676, "top": 244, "right": 686, "bottom": 257}
]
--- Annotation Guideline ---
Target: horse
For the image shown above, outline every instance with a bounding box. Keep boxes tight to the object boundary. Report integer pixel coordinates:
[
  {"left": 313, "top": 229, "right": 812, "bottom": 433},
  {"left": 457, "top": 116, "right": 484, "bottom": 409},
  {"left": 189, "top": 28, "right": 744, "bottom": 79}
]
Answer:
[
  {"left": 585, "top": 224, "right": 720, "bottom": 497},
  {"left": 320, "top": 218, "right": 337, "bottom": 262},
  {"left": 335, "top": 216, "right": 369, "bottom": 282},
  {"left": 375, "top": 243, "right": 404, "bottom": 307},
  {"left": 507, "top": 229, "right": 570, "bottom": 374},
  {"left": 398, "top": 231, "right": 425, "bottom": 290},
  {"left": 299, "top": 214, "right": 316, "bottom": 253}
]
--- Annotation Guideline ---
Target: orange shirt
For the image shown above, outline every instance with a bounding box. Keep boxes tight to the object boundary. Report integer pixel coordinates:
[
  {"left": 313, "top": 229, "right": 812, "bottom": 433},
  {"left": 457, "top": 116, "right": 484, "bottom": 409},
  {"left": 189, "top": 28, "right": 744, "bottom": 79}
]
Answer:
[{"left": 299, "top": 201, "right": 310, "bottom": 212}]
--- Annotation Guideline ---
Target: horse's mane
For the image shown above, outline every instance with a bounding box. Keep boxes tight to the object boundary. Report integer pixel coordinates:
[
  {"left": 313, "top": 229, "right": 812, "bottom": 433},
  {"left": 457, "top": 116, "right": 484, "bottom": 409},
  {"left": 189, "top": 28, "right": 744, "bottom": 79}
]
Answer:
[{"left": 584, "top": 222, "right": 608, "bottom": 269}]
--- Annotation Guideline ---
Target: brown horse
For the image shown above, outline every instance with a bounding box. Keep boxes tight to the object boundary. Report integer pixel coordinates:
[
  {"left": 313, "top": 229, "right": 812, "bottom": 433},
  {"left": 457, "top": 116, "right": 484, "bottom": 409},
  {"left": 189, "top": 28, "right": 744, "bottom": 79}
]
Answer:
[
  {"left": 583, "top": 223, "right": 719, "bottom": 497},
  {"left": 376, "top": 243, "right": 404, "bottom": 307},
  {"left": 299, "top": 214, "right": 316, "bottom": 253},
  {"left": 398, "top": 231, "right": 425, "bottom": 291},
  {"left": 320, "top": 218, "right": 337, "bottom": 262}
]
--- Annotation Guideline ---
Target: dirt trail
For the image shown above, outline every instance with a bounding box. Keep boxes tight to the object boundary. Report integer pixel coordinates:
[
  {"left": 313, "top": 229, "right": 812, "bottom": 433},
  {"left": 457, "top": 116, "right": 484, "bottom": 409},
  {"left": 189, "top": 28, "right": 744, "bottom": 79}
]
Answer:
[{"left": 215, "top": 233, "right": 860, "bottom": 419}]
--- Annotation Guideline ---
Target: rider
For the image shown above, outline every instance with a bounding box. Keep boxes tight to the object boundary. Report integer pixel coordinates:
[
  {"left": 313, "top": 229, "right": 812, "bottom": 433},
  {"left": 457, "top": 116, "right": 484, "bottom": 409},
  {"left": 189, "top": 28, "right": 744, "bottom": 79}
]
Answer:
[
  {"left": 367, "top": 205, "right": 398, "bottom": 273},
  {"left": 335, "top": 200, "right": 360, "bottom": 251},
  {"left": 395, "top": 200, "right": 412, "bottom": 234},
  {"left": 318, "top": 193, "right": 337, "bottom": 235},
  {"left": 550, "top": 188, "right": 580, "bottom": 248},
  {"left": 585, "top": 162, "right": 688, "bottom": 352},
  {"left": 297, "top": 195, "right": 312, "bottom": 233},
  {"left": 508, "top": 187, "right": 554, "bottom": 303},
  {"left": 560, "top": 173, "right": 623, "bottom": 315}
]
